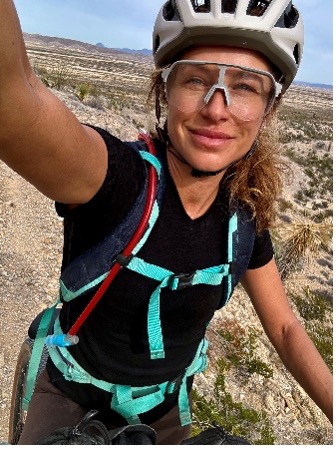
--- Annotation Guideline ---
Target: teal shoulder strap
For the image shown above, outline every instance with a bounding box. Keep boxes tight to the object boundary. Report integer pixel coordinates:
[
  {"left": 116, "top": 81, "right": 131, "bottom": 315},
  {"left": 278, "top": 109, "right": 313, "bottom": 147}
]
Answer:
[
  {"left": 22, "top": 143, "right": 165, "bottom": 411},
  {"left": 22, "top": 302, "right": 60, "bottom": 411},
  {"left": 217, "top": 206, "right": 256, "bottom": 309},
  {"left": 59, "top": 143, "right": 164, "bottom": 303}
]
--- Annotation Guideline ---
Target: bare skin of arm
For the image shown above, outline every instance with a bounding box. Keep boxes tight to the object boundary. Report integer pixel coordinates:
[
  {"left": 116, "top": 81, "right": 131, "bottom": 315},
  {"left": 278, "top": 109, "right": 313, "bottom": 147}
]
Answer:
[
  {"left": 0, "top": 0, "right": 107, "bottom": 204},
  {"left": 241, "top": 258, "right": 333, "bottom": 423}
]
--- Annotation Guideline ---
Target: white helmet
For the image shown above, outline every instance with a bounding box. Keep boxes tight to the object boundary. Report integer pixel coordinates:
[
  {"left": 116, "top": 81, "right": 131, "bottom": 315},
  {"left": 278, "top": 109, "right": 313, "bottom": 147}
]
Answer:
[{"left": 153, "top": 0, "right": 304, "bottom": 92}]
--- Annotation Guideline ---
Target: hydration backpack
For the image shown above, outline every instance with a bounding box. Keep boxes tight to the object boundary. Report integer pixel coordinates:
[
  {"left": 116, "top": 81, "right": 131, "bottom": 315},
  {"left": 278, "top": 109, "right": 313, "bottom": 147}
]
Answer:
[{"left": 24, "top": 136, "right": 256, "bottom": 427}]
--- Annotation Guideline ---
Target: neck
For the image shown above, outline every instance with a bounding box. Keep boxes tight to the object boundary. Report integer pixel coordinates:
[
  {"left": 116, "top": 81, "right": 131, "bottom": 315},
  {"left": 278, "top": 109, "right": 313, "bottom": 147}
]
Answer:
[{"left": 167, "top": 151, "right": 224, "bottom": 219}]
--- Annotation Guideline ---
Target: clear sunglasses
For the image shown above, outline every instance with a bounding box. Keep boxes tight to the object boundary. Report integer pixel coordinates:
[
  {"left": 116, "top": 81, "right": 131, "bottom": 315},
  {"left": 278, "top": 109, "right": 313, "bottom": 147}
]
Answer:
[{"left": 162, "top": 60, "right": 282, "bottom": 121}]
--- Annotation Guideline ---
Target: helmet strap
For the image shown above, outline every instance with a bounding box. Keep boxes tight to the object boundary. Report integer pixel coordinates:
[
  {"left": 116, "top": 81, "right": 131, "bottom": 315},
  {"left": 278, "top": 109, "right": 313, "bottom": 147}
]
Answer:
[
  {"left": 244, "top": 140, "right": 258, "bottom": 160},
  {"left": 191, "top": 168, "right": 226, "bottom": 178},
  {"left": 167, "top": 144, "right": 226, "bottom": 178},
  {"left": 156, "top": 122, "right": 169, "bottom": 143}
]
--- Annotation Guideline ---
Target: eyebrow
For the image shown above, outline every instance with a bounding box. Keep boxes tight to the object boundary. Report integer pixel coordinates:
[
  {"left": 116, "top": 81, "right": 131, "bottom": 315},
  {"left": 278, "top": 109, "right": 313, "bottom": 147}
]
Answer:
[
  {"left": 226, "top": 69, "right": 271, "bottom": 89},
  {"left": 179, "top": 63, "right": 217, "bottom": 75},
  {"left": 174, "top": 61, "right": 273, "bottom": 91},
  {"left": 176, "top": 63, "right": 219, "bottom": 82}
]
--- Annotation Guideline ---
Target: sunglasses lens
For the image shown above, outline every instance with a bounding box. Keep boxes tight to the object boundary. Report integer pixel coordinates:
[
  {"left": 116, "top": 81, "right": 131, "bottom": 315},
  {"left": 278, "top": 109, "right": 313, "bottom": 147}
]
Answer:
[{"left": 165, "top": 62, "right": 276, "bottom": 121}]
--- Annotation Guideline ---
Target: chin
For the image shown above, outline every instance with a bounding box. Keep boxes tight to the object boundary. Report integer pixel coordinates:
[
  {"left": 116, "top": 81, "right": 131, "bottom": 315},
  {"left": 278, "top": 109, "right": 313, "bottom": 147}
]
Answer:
[{"left": 190, "top": 154, "right": 237, "bottom": 172}]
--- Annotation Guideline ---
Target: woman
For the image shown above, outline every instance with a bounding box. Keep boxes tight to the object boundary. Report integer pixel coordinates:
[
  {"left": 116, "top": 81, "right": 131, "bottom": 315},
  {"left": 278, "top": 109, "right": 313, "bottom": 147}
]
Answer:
[{"left": 0, "top": 0, "right": 332, "bottom": 445}]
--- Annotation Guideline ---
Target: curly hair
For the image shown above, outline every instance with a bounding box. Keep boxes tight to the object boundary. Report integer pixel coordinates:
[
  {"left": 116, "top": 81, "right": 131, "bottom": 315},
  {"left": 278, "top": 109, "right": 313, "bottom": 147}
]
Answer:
[{"left": 147, "top": 70, "right": 287, "bottom": 233}]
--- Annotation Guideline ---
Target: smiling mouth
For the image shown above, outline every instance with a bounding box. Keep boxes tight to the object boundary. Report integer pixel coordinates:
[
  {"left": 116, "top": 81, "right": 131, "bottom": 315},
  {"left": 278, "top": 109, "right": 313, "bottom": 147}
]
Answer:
[{"left": 190, "top": 129, "right": 234, "bottom": 147}]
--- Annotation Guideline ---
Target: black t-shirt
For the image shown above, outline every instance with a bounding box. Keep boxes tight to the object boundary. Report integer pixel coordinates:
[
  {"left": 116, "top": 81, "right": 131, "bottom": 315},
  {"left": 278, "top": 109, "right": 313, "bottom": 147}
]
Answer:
[{"left": 48, "top": 128, "right": 273, "bottom": 409}]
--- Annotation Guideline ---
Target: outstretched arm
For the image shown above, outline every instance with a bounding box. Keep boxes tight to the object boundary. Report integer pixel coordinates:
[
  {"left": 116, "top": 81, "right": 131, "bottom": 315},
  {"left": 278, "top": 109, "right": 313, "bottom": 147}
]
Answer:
[
  {"left": 241, "top": 258, "right": 333, "bottom": 423},
  {"left": 0, "top": 0, "right": 107, "bottom": 204}
]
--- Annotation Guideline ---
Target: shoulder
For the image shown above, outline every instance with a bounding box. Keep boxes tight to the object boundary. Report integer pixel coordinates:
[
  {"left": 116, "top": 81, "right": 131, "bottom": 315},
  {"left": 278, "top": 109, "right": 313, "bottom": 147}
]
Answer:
[
  {"left": 57, "top": 127, "right": 148, "bottom": 219},
  {"left": 85, "top": 125, "right": 143, "bottom": 159},
  {"left": 248, "top": 229, "right": 274, "bottom": 269}
]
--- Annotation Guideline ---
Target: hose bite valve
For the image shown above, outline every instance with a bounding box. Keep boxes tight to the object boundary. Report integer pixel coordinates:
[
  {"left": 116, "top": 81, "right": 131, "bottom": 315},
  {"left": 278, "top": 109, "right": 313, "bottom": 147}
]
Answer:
[{"left": 45, "top": 333, "right": 79, "bottom": 348}]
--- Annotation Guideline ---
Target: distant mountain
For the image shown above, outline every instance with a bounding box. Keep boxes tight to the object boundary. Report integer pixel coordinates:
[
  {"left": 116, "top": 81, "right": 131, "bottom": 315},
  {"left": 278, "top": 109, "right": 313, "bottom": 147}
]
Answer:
[
  {"left": 95, "top": 43, "right": 151, "bottom": 56},
  {"left": 119, "top": 48, "right": 152, "bottom": 56},
  {"left": 23, "top": 33, "right": 153, "bottom": 61},
  {"left": 23, "top": 33, "right": 332, "bottom": 89},
  {"left": 294, "top": 81, "right": 333, "bottom": 90}
]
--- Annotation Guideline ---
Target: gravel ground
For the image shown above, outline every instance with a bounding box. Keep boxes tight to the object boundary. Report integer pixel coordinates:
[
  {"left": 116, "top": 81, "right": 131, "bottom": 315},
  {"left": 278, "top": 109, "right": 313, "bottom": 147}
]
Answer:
[{"left": 0, "top": 163, "right": 63, "bottom": 442}]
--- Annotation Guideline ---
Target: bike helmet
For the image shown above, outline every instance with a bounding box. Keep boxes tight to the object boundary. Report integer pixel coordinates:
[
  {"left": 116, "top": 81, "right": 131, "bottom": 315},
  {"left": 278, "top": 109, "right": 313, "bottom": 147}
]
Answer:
[{"left": 153, "top": 0, "right": 304, "bottom": 92}]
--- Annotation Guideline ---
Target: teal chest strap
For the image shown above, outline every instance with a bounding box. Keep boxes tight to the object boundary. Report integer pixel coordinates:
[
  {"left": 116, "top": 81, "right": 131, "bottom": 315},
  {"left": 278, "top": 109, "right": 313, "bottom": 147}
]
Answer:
[
  {"left": 47, "top": 317, "right": 208, "bottom": 426},
  {"left": 116, "top": 212, "right": 238, "bottom": 360},
  {"left": 118, "top": 256, "right": 231, "bottom": 360}
]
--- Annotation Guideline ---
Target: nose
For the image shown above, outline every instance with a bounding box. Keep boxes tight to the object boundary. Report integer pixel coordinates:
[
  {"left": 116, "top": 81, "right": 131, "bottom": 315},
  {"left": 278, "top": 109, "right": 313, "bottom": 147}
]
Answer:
[{"left": 201, "top": 89, "right": 231, "bottom": 122}]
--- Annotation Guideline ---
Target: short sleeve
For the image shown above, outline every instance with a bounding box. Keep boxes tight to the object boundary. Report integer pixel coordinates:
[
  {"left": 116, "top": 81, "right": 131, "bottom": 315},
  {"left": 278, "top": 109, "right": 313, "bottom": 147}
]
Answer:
[
  {"left": 55, "top": 126, "right": 146, "bottom": 221},
  {"left": 247, "top": 229, "right": 274, "bottom": 269}
]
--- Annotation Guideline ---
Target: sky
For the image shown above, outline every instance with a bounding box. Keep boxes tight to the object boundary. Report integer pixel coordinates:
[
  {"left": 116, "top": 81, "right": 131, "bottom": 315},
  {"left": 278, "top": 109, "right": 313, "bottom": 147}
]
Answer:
[{"left": 13, "top": 0, "right": 333, "bottom": 86}]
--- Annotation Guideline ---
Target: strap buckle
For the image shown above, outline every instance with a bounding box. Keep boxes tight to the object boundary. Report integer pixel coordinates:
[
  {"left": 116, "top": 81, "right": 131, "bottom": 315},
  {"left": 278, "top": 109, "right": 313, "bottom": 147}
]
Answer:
[
  {"left": 116, "top": 253, "right": 133, "bottom": 267},
  {"left": 229, "top": 261, "right": 237, "bottom": 274},
  {"left": 168, "top": 272, "right": 195, "bottom": 290},
  {"left": 166, "top": 371, "right": 185, "bottom": 395}
]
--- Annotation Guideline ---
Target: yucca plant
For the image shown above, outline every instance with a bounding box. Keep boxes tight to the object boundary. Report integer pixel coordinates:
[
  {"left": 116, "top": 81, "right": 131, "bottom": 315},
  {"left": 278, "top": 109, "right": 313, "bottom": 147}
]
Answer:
[
  {"left": 31, "top": 60, "right": 52, "bottom": 87},
  {"left": 76, "top": 83, "right": 91, "bottom": 101},
  {"left": 276, "top": 219, "right": 332, "bottom": 280}
]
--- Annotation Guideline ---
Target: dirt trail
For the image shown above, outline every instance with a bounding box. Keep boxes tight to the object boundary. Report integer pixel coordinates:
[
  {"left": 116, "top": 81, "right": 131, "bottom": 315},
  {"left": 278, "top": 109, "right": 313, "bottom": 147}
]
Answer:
[{"left": 0, "top": 162, "right": 62, "bottom": 441}]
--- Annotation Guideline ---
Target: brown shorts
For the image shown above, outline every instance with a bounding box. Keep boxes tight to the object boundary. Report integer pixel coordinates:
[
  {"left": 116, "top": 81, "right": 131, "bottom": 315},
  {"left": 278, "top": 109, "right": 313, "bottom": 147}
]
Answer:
[{"left": 18, "top": 369, "right": 191, "bottom": 445}]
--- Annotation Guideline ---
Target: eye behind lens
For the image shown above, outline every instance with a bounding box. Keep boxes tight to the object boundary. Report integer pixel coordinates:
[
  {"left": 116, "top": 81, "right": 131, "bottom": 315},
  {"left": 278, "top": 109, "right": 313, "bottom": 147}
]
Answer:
[{"left": 164, "top": 61, "right": 277, "bottom": 122}]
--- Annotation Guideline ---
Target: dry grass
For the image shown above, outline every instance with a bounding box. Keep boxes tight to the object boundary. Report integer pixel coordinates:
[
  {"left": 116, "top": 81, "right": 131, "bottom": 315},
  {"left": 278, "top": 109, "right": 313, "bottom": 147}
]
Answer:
[{"left": 276, "top": 221, "right": 332, "bottom": 279}]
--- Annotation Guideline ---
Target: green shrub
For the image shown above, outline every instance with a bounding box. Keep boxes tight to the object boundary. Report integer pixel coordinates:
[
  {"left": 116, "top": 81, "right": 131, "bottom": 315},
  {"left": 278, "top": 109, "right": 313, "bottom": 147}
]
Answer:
[
  {"left": 192, "top": 360, "right": 275, "bottom": 444},
  {"left": 313, "top": 209, "right": 333, "bottom": 222},
  {"left": 48, "top": 61, "right": 74, "bottom": 90},
  {"left": 217, "top": 320, "right": 273, "bottom": 378},
  {"left": 31, "top": 59, "right": 74, "bottom": 90},
  {"left": 290, "top": 287, "right": 331, "bottom": 321},
  {"left": 107, "top": 92, "right": 129, "bottom": 111},
  {"left": 306, "top": 322, "right": 333, "bottom": 372},
  {"left": 76, "top": 83, "right": 91, "bottom": 101},
  {"left": 246, "top": 358, "right": 273, "bottom": 378},
  {"left": 294, "top": 190, "right": 304, "bottom": 203},
  {"left": 283, "top": 142, "right": 332, "bottom": 199},
  {"left": 289, "top": 287, "right": 333, "bottom": 372},
  {"left": 277, "top": 198, "right": 293, "bottom": 213},
  {"left": 278, "top": 103, "right": 332, "bottom": 143}
]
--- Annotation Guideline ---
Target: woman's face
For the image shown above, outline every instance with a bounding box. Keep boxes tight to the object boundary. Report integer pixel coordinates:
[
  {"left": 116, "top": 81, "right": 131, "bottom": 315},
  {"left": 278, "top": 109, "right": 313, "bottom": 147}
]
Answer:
[{"left": 165, "top": 46, "right": 275, "bottom": 175}]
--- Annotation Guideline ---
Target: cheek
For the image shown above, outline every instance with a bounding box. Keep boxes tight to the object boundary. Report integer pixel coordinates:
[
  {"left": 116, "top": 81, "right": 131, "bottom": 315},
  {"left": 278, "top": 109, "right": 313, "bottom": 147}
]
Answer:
[
  {"left": 241, "top": 120, "right": 264, "bottom": 143},
  {"left": 166, "top": 106, "right": 185, "bottom": 135}
]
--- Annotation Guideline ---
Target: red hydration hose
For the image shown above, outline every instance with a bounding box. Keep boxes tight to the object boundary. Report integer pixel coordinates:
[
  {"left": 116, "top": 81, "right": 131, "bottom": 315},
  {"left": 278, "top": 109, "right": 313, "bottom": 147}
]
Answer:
[{"left": 68, "top": 133, "right": 158, "bottom": 337}]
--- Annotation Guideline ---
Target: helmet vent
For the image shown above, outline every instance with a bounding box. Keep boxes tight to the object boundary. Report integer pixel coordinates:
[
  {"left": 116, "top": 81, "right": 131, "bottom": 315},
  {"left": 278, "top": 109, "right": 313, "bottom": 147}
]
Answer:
[
  {"left": 221, "top": 0, "right": 238, "bottom": 14},
  {"left": 163, "top": 0, "right": 181, "bottom": 21},
  {"left": 247, "top": 0, "right": 272, "bottom": 17},
  {"left": 154, "top": 35, "right": 161, "bottom": 53},
  {"left": 275, "top": 3, "right": 299, "bottom": 28},
  {"left": 191, "top": 0, "right": 211, "bottom": 13},
  {"left": 293, "top": 44, "right": 299, "bottom": 65}
]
